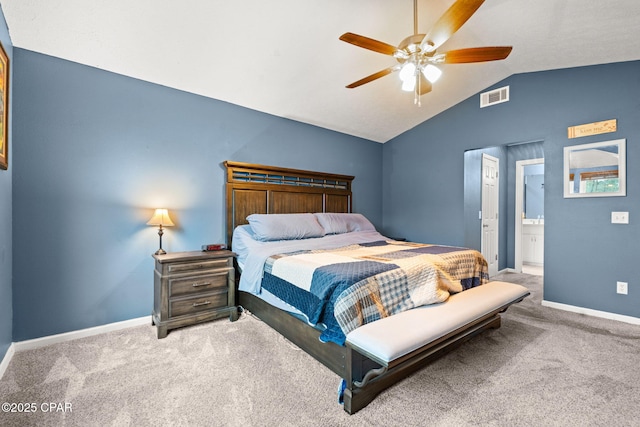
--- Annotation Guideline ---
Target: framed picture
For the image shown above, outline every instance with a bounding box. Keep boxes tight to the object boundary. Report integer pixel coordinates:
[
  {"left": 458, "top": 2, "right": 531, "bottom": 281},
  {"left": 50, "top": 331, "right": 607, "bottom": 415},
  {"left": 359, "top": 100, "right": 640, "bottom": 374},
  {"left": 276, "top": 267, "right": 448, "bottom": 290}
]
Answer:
[{"left": 0, "top": 41, "right": 8, "bottom": 170}]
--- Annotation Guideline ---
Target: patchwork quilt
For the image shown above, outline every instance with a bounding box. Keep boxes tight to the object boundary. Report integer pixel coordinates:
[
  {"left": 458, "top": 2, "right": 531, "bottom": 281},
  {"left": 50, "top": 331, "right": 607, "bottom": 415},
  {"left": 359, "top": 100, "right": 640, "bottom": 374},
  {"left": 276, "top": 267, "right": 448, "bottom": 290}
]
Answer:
[{"left": 261, "top": 240, "right": 489, "bottom": 345}]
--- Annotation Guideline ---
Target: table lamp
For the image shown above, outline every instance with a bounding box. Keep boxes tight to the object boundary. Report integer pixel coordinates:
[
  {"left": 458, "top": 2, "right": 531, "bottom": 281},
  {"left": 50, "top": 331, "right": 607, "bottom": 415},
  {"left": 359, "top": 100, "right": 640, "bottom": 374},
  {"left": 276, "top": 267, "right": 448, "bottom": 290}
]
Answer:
[{"left": 147, "top": 208, "right": 174, "bottom": 255}]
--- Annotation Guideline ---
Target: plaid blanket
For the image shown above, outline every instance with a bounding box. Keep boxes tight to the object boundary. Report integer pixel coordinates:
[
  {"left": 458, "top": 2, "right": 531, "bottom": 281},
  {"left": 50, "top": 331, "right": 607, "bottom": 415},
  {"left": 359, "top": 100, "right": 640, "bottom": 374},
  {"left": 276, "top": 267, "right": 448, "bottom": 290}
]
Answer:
[{"left": 261, "top": 240, "right": 489, "bottom": 345}]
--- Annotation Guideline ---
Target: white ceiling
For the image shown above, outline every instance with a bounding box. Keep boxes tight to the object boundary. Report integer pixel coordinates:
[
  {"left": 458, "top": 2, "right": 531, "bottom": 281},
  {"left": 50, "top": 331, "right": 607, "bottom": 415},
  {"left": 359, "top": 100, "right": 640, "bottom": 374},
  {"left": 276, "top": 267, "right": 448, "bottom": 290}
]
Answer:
[{"left": 2, "top": 0, "right": 640, "bottom": 143}]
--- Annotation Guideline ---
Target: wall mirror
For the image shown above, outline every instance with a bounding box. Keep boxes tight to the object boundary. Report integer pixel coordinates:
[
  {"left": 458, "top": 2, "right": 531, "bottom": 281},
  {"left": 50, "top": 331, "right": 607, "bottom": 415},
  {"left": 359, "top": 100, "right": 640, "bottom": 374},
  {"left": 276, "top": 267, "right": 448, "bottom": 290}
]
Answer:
[{"left": 563, "top": 138, "right": 626, "bottom": 198}]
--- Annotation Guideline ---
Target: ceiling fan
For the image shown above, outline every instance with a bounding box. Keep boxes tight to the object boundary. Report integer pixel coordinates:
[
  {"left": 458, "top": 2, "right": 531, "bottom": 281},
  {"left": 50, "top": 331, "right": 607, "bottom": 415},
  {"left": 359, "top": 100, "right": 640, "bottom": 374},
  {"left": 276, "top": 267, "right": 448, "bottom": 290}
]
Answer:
[{"left": 339, "top": 0, "right": 512, "bottom": 105}]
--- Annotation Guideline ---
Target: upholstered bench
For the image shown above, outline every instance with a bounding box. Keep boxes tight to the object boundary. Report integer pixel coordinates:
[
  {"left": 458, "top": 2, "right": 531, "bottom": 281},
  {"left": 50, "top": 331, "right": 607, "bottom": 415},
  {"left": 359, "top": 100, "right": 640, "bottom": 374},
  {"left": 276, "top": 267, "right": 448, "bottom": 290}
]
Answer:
[
  {"left": 341, "top": 281, "right": 530, "bottom": 413},
  {"left": 346, "top": 281, "right": 530, "bottom": 365}
]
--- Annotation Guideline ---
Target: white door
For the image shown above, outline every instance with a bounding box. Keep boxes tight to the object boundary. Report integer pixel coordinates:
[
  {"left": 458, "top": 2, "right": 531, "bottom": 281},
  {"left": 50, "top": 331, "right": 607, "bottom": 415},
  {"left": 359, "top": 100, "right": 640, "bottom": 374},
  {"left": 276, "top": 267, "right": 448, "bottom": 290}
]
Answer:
[{"left": 481, "top": 154, "right": 499, "bottom": 277}]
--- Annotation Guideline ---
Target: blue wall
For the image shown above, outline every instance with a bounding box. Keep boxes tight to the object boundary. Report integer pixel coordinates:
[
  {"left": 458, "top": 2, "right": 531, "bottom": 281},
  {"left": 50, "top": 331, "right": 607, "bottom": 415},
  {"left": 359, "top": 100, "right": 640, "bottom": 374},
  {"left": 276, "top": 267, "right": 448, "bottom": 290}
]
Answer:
[
  {"left": 11, "top": 49, "right": 382, "bottom": 341},
  {"left": 0, "top": 6, "right": 12, "bottom": 363},
  {"left": 7, "top": 44, "right": 639, "bottom": 344},
  {"left": 383, "top": 61, "right": 640, "bottom": 319}
]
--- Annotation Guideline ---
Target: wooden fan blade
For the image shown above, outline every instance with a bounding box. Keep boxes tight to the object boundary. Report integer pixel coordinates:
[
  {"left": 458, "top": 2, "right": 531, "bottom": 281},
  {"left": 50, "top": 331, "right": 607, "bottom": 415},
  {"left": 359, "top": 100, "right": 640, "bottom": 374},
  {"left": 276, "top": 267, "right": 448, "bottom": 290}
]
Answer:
[
  {"left": 441, "top": 46, "right": 512, "bottom": 63},
  {"left": 340, "top": 32, "right": 399, "bottom": 56},
  {"left": 421, "top": 0, "right": 485, "bottom": 51},
  {"left": 346, "top": 67, "right": 397, "bottom": 88},
  {"left": 418, "top": 73, "right": 432, "bottom": 95}
]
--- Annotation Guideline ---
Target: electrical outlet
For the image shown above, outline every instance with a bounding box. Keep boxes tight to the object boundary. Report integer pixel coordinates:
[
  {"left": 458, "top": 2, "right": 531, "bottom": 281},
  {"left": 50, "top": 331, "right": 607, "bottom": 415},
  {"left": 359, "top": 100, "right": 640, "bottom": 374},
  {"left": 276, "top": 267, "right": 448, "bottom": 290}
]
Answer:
[
  {"left": 616, "top": 281, "right": 628, "bottom": 295},
  {"left": 611, "top": 212, "right": 629, "bottom": 224}
]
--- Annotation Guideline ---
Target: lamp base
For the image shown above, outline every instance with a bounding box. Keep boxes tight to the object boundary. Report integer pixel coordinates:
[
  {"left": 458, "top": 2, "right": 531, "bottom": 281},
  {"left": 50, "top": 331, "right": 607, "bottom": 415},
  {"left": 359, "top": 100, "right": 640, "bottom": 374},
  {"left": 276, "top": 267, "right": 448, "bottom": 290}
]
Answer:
[{"left": 155, "top": 226, "right": 167, "bottom": 255}]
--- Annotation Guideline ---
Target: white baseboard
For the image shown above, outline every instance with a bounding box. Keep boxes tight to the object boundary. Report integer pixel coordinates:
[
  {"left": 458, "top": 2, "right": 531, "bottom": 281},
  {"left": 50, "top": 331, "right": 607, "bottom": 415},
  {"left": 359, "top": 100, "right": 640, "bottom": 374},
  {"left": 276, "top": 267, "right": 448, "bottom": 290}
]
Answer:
[
  {"left": 0, "top": 343, "right": 15, "bottom": 380},
  {"left": 542, "top": 300, "right": 640, "bottom": 325},
  {"left": 13, "top": 315, "right": 152, "bottom": 352}
]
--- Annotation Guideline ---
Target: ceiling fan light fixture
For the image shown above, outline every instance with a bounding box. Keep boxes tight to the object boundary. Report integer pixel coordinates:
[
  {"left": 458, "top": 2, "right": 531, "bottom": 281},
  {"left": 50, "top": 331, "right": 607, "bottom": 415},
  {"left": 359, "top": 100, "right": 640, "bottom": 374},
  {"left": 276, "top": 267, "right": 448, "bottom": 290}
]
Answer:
[
  {"left": 431, "top": 53, "right": 446, "bottom": 64},
  {"left": 339, "top": 0, "right": 512, "bottom": 104},
  {"left": 401, "top": 76, "right": 416, "bottom": 92},
  {"left": 420, "top": 40, "right": 436, "bottom": 53},
  {"left": 393, "top": 51, "right": 409, "bottom": 60},
  {"left": 422, "top": 64, "right": 442, "bottom": 83},
  {"left": 399, "top": 62, "right": 416, "bottom": 82}
]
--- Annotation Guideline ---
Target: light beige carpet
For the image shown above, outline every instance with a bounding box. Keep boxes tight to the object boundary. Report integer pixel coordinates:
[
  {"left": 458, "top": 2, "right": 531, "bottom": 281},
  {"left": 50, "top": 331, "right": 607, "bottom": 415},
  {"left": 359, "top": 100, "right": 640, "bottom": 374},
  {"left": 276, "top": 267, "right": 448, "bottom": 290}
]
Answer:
[{"left": 1, "top": 272, "right": 639, "bottom": 426}]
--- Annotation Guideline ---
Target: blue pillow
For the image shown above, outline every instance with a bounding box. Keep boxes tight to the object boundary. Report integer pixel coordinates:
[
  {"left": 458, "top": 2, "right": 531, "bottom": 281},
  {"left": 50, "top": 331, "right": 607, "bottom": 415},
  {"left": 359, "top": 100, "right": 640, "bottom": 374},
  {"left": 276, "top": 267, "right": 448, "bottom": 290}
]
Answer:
[
  {"left": 314, "top": 213, "right": 376, "bottom": 234},
  {"left": 247, "top": 213, "right": 326, "bottom": 241}
]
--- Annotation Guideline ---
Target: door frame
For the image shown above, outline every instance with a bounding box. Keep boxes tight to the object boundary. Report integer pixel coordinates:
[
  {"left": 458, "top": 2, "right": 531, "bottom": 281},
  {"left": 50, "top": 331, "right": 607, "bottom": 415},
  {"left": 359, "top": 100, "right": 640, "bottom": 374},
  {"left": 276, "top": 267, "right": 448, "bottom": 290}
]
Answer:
[{"left": 515, "top": 158, "right": 544, "bottom": 272}]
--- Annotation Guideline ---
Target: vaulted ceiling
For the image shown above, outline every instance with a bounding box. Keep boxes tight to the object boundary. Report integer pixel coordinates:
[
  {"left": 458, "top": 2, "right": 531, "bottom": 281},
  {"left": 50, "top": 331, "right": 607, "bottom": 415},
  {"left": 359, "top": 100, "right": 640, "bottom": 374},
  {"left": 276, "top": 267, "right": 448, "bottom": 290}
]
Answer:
[{"left": 3, "top": 0, "right": 640, "bottom": 142}]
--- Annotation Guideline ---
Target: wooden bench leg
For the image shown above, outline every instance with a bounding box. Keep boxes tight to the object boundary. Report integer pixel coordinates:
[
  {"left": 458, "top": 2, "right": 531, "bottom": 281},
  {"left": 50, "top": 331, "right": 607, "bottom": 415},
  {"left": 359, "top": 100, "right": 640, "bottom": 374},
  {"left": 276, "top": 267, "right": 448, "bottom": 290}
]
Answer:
[{"left": 488, "top": 316, "right": 501, "bottom": 329}]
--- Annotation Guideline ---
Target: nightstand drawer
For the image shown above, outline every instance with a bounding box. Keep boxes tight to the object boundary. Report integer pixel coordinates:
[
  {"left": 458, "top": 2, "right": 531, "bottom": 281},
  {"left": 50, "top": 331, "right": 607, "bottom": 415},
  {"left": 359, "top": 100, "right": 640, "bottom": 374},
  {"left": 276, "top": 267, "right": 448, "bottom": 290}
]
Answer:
[
  {"left": 167, "top": 258, "right": 230, "bottom": 274},
  {"left": 169, "top": 270, "right": 230, "bottom": 297},
  {"left": 170, "top": 291, "right": 228, "bottom": 318}
]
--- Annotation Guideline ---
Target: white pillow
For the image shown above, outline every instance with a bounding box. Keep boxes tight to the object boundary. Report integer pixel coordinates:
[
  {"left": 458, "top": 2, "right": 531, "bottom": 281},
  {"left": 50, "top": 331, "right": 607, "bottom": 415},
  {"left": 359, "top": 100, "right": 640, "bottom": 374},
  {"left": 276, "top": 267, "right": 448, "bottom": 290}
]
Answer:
[
  {"left": 246, "top": 213, "right": 325, "bottom": 241},
  {"left": 314, "top": 213, "right": 376, "bottom": 234}
]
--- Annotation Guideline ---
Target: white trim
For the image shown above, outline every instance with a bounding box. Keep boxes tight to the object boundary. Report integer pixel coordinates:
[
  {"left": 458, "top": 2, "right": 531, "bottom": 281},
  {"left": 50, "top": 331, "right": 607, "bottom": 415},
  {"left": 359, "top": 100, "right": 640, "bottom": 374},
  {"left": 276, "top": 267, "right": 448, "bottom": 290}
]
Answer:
[
  {"left": 0, "top": 343, "right": 16, "bottom": 380},
  {"left": 542, "top": 300, "right": 640, "bottom": 325},
  {"left": 13, "top": 316, "right": 152, "bottom": 352}
]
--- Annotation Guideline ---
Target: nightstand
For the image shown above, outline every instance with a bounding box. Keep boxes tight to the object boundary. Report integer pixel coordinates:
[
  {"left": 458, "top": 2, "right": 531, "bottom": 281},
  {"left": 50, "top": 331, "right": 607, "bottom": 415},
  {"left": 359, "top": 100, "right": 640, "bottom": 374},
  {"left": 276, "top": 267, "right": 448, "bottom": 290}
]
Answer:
[{"left": 152, "top": 250, "right": 237, "bottom": 339}]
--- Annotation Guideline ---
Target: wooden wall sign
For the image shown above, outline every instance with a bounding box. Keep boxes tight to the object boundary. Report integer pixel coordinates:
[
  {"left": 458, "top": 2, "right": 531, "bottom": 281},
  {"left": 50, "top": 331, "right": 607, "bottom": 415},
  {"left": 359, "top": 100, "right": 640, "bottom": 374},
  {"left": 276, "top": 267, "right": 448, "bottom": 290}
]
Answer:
[{"left": 568, "top": 119, "right": 617, "bottom": 139}]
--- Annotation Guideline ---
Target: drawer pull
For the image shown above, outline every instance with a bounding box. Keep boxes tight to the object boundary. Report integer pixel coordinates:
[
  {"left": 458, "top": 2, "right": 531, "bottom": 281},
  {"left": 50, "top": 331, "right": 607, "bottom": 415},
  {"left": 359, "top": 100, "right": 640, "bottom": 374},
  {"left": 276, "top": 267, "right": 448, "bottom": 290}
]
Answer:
[
  {"left": 192, "top": 282, "right": 211, "bottom": 288},
  {"left": 192, "top": 300, "right": 211, "bottom": 307}
]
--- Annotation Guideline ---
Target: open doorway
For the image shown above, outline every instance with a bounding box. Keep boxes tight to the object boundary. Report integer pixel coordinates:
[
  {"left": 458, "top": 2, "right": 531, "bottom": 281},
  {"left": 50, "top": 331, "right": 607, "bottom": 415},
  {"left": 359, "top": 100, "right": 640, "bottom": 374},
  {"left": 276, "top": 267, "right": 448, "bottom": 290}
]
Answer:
[
  {"left": 515, "top": 158, "right": 544, "bottom": 275},
  {"left": 464, "top": 141, "right": 543, "bottom": 276}
]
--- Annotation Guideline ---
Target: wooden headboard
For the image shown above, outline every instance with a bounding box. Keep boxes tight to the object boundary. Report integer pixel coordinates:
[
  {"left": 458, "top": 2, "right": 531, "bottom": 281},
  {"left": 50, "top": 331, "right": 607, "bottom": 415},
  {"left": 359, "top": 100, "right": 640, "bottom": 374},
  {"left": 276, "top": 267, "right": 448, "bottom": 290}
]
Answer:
[{"left": 224, "top": 161, "right": 354, "bottom": 246}]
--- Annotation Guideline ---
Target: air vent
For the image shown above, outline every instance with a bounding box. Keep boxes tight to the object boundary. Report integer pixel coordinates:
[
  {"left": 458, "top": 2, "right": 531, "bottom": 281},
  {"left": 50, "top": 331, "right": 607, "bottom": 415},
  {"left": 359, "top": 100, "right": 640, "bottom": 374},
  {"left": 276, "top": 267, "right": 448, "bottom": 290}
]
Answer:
[{"left": 480, "top": 86, "right": 509, "bottom": 108}]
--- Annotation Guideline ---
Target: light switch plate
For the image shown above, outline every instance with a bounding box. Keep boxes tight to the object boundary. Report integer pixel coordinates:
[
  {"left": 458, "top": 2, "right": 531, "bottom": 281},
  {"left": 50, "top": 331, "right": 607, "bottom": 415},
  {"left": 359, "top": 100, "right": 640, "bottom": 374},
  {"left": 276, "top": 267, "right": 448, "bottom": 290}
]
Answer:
[{"left": 611, "top": 212, "right": 629, "bottom": 224}]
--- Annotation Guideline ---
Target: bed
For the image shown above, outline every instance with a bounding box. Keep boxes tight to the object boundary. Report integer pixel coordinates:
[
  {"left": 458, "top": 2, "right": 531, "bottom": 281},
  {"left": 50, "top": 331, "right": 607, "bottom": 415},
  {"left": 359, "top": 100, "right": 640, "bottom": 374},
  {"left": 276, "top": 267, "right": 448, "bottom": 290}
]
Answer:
[{"left": 224, "top": 161, "right": 529, "bottom": 414}]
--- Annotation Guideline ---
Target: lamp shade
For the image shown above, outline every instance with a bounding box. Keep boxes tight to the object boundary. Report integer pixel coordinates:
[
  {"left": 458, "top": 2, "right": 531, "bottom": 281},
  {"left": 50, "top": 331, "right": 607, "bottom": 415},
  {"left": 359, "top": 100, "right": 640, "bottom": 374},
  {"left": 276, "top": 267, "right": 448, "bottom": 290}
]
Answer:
[
  {"left": 401, "top": 76, "right": 416, "bottom": 92},
  {"left": 147, "top": 209, "right": 175, "bottom": 227},
  {"left": 399, "top": 62, "right": 416, "bottom": 82},
  {"left": 422, "top": 64, "right": 442, "bottom": 83}
]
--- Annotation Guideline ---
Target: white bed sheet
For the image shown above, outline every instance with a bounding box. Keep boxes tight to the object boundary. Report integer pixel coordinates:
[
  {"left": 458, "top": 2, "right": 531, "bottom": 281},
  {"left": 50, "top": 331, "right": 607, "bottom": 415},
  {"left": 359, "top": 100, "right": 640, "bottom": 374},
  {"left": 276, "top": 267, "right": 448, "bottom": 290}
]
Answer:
[{"left": 232, "top": 225, "right": 390, "bottom": 294}]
